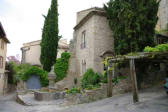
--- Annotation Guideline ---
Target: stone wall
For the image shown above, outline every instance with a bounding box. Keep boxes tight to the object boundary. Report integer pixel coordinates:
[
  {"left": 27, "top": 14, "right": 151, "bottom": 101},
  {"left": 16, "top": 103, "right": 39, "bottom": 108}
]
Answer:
[
  {"left": 93, "top": 15, "right": 114, "bottom": 73},
  {"left": 65, "top": 80, "right": 132, "bottom": 105},
  {"left": 54, "top": 55, "right": 80, "bottom": 90},
  {"left": 21, "top": 39, "right": 69, "bottom": 66},
  {"left": 157, "top": 0, "right": 168, "bottom": 31},
  {"left": 74, "top": 15, "right": 95, "bottom": 76},
  {"left": 74, "top": 7, "right": 114, "bottom": 76},
  {"left": 76, "top": 7, "right": 104, "bottom": 24}
]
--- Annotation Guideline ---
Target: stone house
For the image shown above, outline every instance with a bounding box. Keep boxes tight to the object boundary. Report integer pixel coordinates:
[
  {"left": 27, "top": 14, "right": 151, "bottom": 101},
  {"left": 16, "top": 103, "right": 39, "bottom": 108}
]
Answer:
[
  {"left": 54, "top": 7, "right": 114, "bottom": 90},
  {"left": 157, "top": 0, "right": 168, "bottom": 31},
  {"left": 55, "top": 5, "right": 168, "bottom": 90},
  {"left": 155, "top": 0, "right": 168, "bottom": 44},
  {"left": 72, "top": 7, "right": 114, "bottom": 76},
  {"left": 0, "top": 22, "right": 10, "bottom": 95},
  {"left": 21, "top": 39, "right": 69, "bottom": 66}
]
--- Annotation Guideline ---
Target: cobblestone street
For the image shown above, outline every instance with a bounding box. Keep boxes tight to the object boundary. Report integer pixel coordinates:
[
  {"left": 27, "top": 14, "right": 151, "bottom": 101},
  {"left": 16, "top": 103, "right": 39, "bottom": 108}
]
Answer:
[{"left": 0, "top": 87, "right": 168, "bottom": 112}]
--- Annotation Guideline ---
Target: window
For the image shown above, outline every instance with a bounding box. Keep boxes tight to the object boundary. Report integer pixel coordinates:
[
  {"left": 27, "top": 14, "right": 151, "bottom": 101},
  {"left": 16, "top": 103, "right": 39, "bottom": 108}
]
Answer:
[
  {"left": 81, "top": 31, "right": 86, "bottom": 49},
  {"left": 1, "top": 40, "right": 4, "bottom": 49},
  {"left": 82, "top": 60, "right": 86, "bottom": 75},
  {"left": 157, "top": 38, "right": 162, "bottom": 44},
  {"left": 0, "top": 56, "right": 3, "bottom": 68}
]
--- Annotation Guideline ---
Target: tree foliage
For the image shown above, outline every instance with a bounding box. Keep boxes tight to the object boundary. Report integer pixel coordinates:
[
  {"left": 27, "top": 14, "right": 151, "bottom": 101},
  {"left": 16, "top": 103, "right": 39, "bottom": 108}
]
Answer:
[
  {"left": 40, "top": 0, "right": 59, "bottom": 72},
  {"left": 104, "top": 0, "right": 160, "bottom": 54}
]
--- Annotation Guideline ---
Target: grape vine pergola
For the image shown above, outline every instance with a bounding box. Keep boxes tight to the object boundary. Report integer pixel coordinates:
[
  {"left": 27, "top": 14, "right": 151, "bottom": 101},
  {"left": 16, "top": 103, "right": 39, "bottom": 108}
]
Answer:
[{"left": 106, "top": 52, "right": 168, "bottom": 103}]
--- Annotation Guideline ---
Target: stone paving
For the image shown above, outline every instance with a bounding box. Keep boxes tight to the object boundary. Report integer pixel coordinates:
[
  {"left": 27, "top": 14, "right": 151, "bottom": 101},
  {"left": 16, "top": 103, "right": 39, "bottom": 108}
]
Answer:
[{"left": 0, "top": 87, "right": 168, "bottom": 112}]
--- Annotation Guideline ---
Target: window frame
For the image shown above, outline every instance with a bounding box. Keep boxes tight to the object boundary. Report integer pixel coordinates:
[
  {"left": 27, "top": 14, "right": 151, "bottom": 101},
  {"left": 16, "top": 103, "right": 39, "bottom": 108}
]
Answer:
[
  {"left": 1, "top": 39, "right": 4, "bottom": 49},
  {"left": 0, "top": 56, "right": 3, "bottom": 68},
  {"left": 81, "top": 31, "right": 86, "bottom": 49}
]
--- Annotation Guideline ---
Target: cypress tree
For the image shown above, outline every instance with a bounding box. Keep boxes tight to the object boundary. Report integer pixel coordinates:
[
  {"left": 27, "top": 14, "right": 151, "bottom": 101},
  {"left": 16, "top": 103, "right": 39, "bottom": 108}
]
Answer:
[
  {"left": 40, "top": 0, "right": 59, "bottom": 72},
  {"left": 104, "top": 0, "right": 160, "bottom": 55}
]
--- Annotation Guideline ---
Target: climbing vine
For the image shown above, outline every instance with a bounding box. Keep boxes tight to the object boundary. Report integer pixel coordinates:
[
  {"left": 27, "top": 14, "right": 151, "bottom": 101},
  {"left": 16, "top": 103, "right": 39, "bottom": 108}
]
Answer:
[{"left": 54, "top": 52, "right": 70, "bottom": 82}]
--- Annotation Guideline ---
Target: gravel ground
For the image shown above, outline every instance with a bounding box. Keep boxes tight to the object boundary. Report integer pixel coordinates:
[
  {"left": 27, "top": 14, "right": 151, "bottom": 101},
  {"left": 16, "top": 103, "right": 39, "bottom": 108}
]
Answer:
[{"left": 0, "top": 87, "right": 167, "bottom": 112}]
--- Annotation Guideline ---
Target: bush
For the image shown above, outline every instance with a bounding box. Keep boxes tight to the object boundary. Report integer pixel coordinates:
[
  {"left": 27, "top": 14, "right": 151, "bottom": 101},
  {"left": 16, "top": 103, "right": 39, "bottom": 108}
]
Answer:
[
  {"left": 144, "top": 43, "right": 168, "bottom": 52},
  {"left": 54, "top": 52, "right": 70, "bottom": 82},
  {"left": 7, "top": 62, "right": 31, "bottom": 84},
  {"left": 66, "top": 87, "right": 81, "bottom": 94},
  {"left": 81, "top": 69, "right": 101, "bottom": 89},
  {"left": 85, "top": 84, "right": 100, "bottom": 90},
  {"left": 102, "top": 71, "right": 127, "bottom": 85},
  {"left": 22, "top": 66, "right": 48, "bottom": 87}
]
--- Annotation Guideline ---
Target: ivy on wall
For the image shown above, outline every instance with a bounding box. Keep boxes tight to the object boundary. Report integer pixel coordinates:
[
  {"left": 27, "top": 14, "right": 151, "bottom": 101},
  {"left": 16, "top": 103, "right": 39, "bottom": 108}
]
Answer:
[{"left": 54, "top": 52, "right": 70, "bottom": 82}]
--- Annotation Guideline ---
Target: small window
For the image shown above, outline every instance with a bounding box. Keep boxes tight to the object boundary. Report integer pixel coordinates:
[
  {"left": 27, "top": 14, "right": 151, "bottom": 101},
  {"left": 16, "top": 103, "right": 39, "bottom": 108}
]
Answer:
[
  {"left": 0, "top": 56, "right": 3, "bottom": 68},
  {"left": 1, "top": 40, "right": 4, "bottom": 49},
  {"left": 82, "top": 60, "right": 86, "bottom": 75},
  {"left": 157, "top": 38, "right": 162, "bottom": 44},
  {"left": 81, "top": 31, "right": 86, "bottom": 49}
]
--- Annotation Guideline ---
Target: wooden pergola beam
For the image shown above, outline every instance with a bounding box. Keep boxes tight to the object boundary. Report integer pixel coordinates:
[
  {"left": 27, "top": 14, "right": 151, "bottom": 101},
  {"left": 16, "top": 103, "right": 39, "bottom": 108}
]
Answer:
[
  {"left": 107, "top": 51, "right": 168, "bottom": 103},
  {"left": 130, "top": 58, "right": 139, "bottom": 103}
]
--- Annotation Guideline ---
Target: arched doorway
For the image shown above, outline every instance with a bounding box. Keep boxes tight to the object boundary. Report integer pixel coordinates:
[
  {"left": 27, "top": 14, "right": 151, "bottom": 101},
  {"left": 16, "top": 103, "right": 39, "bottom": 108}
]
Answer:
[{"left": 26, "top": 75, "right": 41, "bottom": 90}]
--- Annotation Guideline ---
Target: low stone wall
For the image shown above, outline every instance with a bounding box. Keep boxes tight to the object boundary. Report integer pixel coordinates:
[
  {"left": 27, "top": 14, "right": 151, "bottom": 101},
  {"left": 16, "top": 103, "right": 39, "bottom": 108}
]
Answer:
[
  {"left": 65, "top": 80, "right": 132, "bottom": 105},
  {"left": 65, "top": 88, "right": 106, "bottom": 105},
  {"left": 113, "top": 78, "right": 132, "bottom": 95},
  {"left": 34, "top": 91, "right": 65, "bottom": 101}
]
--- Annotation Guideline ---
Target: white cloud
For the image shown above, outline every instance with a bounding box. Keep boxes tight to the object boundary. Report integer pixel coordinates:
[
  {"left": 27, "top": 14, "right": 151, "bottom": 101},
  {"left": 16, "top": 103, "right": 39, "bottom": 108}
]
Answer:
[{"left": 1, "top": 0, "right": 109, "bottom": 57}]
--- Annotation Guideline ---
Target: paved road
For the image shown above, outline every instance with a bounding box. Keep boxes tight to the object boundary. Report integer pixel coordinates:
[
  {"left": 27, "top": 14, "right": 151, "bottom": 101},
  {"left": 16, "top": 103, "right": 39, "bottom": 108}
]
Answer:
[{"left": 0, "top": 87, "right": 168, "bottom": 112}]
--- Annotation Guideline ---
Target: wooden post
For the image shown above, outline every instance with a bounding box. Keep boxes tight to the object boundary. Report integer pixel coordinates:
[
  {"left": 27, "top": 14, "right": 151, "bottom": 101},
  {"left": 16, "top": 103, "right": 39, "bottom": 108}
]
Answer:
[
  {"left": 129, "top": 58, "right": 139, "bottom": 103},
  {"left": 107, "top": 61, "right": 113, "bottom": 97}
]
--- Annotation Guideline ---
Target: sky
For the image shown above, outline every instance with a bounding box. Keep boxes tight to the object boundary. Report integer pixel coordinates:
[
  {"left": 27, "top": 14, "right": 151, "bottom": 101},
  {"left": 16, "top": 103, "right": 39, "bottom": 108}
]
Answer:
[{"left": 0, "top": 0, "right": 109, "bottom": 59}]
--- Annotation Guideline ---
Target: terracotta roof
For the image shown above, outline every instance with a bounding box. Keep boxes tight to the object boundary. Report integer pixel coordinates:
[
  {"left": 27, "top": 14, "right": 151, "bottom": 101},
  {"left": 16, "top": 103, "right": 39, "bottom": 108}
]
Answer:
[{"left": 0, "top": 22, "right": 10, "bottom": 43}]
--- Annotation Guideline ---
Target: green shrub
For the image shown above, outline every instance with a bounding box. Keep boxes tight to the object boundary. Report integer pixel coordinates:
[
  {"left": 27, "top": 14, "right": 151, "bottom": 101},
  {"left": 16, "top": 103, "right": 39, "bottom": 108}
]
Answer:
[
  {"left": 144, "top": 43, "right": 168, "bottom": 52},
  {"left": 8, "top": 62, "right": 31, "bottom": 84},
  {"left": 81, "top": 69, "right": 101, "bottom": 89},
  {"left": 102, "top": 71, "right": 127, "bottom": 85},
  {"left": 85, "top": 84, "right": 100, "bottom": 90},
  {"left": 54, "top": 52, "right": 70, "bottom": 82},
  {"left": 66, "top": 87, "right": 81, "bottom": 94},
  {"left": 22, "top": 66, "right": 48, "bottom": 87}
]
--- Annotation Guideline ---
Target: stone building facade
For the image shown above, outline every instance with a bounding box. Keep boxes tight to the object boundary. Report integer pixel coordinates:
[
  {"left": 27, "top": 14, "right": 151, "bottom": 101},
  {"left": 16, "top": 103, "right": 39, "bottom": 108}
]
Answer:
[
  {"left": 0, "top": 22, "right": 10, "bottom": 95},
  {"left": 73, "top": 7, "right": 114, "bottom": 76},
  {"left": 155, "top": 0, "right": 168, "bottom": 44},
  {"left": 21, "top": 39, "right": 69, "bottom": 66},
  {"left": 54, "top": 7, "right": 114, "bottom": 90},
  {"left": 157, "top": 0, "right": 168, "bottom": 31},
  {"left": 55, "top": 5, "right": 168, "bottom": 91}
]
